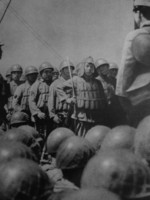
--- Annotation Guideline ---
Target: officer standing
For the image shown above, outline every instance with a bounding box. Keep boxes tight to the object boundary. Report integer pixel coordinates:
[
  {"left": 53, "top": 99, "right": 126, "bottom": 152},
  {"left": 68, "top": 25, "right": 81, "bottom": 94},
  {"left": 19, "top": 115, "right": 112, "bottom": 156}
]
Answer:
[
  {"left": 116, "top": 0, "right": 150, "bottom": 127},
  {"left": 48, "top": 59, "right": 74, "bottom": 130},
  {"left": 13, "top": 66, "right": 38, "bottom": 116},
  {"left": 29, "top": 61, "right": 54, "bottom": 138},
  {"left": 6, "top": 64, "right": 23, "bottom": 125}
]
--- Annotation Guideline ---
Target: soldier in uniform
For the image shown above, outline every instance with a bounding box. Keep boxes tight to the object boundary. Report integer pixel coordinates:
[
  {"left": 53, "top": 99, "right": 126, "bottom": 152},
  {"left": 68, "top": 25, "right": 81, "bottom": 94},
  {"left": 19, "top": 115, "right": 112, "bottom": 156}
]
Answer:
[
  {"left": 48, "top": 59, "right": 74, "bottom": 129},
  {"left": 13, "top": 65, "right": 38, "bottom": 116},
  {"left": 29, "top": 61, "right": 54, "bottom": 138},
  {"left": 6, "top": 64, "right": 23, "bottom": 126},
  {"left": 57, "top": 56, "right": 107, "bottom": 137},
  {"left": 116, "top": 0, "right": 150, "bottom": 127}
]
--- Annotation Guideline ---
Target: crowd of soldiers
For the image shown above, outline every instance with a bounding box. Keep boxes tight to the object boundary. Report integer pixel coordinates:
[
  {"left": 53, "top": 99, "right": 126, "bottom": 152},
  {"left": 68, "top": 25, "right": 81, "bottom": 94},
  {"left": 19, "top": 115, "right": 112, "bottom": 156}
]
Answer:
[{"left": 1, "top": 0, "right": 150, "bottom": 199}]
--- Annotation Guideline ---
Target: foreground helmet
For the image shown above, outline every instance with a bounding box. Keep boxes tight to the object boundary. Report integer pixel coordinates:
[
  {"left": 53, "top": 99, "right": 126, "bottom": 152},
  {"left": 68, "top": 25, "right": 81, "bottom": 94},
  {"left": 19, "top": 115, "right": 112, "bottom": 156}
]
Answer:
[
  {"left": 59, "top": 59, "right": 74, "bottom": 71},
  {"left": 81, "top": 149, "right": 150, "bottom": 199},
  {"left": 4, "top": 128, "right": 41, "bottom": 160},
  {"left": 56, "top": 136, "right": 95, "bottom": 169},
  {"left": 10, "top": 112, "right": 30, "bottom": 126},
  {"left": 11, "top": 64, "right": 23, "bottom": 73},
  {"left": 25, "top": 65, "right": 38, "bottom": 76},
  {"left": 0, "top": 140, "right": 37, "bottom": 163},
  {"left": 95, "top": 58, "right": 109, "bottom": 69},
  {"left": 134, "top": 116, "right": 150, "bottom": 164},
  {"left": 46, "top": 127, "right": 74, "bottom": 155},
  {"left": 6, "top": 68, "right": 11, "bottom": 77},
  {"left": 0, "top": 158, "right": 53, "bottom": 200},
  {"left": 56, "top": 188, "right": 120, "bottom": 200},
  {"left": 101, "top": 125, "right": 135, "bottom": 151},
  {"left": 39, "top": 61, "right": 54, "bottom": 74},
  {"left": 85, "top": 125, "right": 110, "bottom": 151}
]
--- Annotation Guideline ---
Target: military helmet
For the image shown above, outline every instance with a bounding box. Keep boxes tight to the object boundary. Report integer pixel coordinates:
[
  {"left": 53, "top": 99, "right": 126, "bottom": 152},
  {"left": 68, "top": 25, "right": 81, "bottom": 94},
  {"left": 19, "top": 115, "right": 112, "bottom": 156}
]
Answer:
[
  {"left": 10, "top": 112, "right": 30, "bottom": 126},
  {"left": 56, "top": 136, "right": 95, "bottom": 169},
  {"left": 11, "top": 64, "right": 23, "bottom": 73},
  {"left": 39, "top": 61, "right": 54, "bottom": 74},
  {"left": 85, "top": 125, "right": 110, "bottom": 151},
  {"left": 25, "top": 65, "right": 38, "bottom": 76},
  {"left": 81, "top": 149, "right": 150, "bottom": 199},
  {"left": 109, "top": 62, "right": 118, "bottom": 70},
  {"left": 0, "top": 140, "right": 37, "bottom": 163},
  {"left": 95, "top": 58, "right": 109, "bottom": 69},
  {"left": 134, "top": 116, "right": 150, "bottom": 164},
  {"left": 0, "top": 158, "right": 53, "bottom": 200},
  {"left": 46, "top": 127, "right": 74, "bottom": 154},
  {"left": 134, "top": 0, "right": 150, "bottom": 6},
  {"left": 59, "top": 59, "right": 74, "bottom": 71},
  {"left": 6, "top": 68, "right": 11, "bottom": 77},
  {"left": 101, "top": 125, "right": 136, "bottom": 151},
  {"left": 59, "top": 188, "right": 120, "bottom": 200}
]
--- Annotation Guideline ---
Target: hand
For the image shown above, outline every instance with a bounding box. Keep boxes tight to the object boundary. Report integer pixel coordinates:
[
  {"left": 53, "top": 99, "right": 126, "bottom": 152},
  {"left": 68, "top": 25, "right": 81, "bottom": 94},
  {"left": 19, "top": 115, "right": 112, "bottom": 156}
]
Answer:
[
  {"left": 66, "top": 97, "right": 76, "bottom": 104},
  {"left": 53, "top": 115, "right": 62, "bottom": 124},
  {"left": 37, "top": 112, "right": 46, "bottom": 119}
]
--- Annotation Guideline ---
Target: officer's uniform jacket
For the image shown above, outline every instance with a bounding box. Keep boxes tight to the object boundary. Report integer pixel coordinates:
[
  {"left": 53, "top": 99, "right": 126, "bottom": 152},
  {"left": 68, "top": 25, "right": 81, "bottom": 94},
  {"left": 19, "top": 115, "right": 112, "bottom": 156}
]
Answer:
[
  {"left": 48, "top": 76, "right": 70, "bottom": 119},
  {"left": 29, "top": 79, "right": 50, "bottom": 117},
  {"left": 57, "top": 75, "right": 107, "bottom": 123},
  {"left": 116, "top": 21, "right": 150, "bottom": 105},
  {"left": 13, "top": 81, "right": 31, "bottom": 113}
]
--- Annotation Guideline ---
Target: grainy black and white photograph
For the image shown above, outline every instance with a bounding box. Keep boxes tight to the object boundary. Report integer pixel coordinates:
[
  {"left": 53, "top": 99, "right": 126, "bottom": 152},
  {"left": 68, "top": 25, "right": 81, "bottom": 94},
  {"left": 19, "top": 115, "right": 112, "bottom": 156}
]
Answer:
[{"left": 0, "top": 0, "right": 150, "bottom": 199}]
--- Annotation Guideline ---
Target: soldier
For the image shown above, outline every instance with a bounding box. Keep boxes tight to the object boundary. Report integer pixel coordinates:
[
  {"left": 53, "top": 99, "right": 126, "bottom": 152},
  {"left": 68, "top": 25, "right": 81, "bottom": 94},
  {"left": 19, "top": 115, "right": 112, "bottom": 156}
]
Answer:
[
  {"left": 13, "top": 65, "right": 38, "bottom": 116},
  {"left": 29, "top": 61, "right": 54, "bottom": 138},
  {"left": 57, "top": 56, "right": 107, "bottom": 136},
  {"left": 6, "top": 64, "right": 23, "bottom": 125},
  {"left": 116, "top": 0, "right": 150, "bottom": 127},
  {"left": 5, "top": 67, "right": 12, "bottom": 84},
  {"left": 95, "top": 58, "right": 115, "bottom": 104},
  {"left": 48, "top": 60, "right": 74, "bottom": 129}
]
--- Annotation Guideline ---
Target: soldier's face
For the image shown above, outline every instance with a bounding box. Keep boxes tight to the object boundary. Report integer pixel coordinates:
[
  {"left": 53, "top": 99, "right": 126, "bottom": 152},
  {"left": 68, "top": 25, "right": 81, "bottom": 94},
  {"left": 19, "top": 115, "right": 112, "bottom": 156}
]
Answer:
[
  {"left": 27, "top": 73, "right": 38, "bottom": 83},
  {"left": 109, "top": 69, "right": 118, "bottom": 78},
  {"left": 11, "top": 71, "right": 22, "bottom": 81},
  {"left": 84, "top": 63, "right": 95, "bottom": 76},
  {"left": 97, "top": 64, "right": 109, "bottom": 76},
  {"left": 41, "top": 69, "right": 53, "bottom": 81}
]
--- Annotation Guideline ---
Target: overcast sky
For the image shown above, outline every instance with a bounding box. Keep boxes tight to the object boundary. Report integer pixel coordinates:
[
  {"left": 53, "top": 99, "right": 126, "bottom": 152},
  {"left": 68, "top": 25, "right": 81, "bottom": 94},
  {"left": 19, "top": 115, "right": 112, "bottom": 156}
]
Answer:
[{"left": 0, "top": 0, "right": 133, "bottom": 75}]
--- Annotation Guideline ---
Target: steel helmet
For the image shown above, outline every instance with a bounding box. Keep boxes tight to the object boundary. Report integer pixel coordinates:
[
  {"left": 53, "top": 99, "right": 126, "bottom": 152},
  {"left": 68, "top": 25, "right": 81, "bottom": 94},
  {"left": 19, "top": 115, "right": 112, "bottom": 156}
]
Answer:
[
  {"left": 6, "top": 68, "right": 11, "bottom": 77},
  {"left": 82, "top": 56, "right": 94, "bottom": 64},
  {"left": 109, "top": 62, "right": 118, "bottom": 70},
  {"left": 56, "top": 136, "right": 95, "bottom": 169},
  {"left": 0, "top": 158, "right": 53, "bottom": 200},
  {"left": 59, "top": 188, "right": 120, "bottom": 200},
  {"left": 39, "top": 61, "right": 54, "bottom": 74},
  {"left": 10, "top": 112, "right": 30, "bottom": 126},
  {"left": 46, "top": 127, "right": 74, "bottom": 154},
  {"left": 0, "top": 140, "right": 37, "bottom": 163},
  {"left": 25, "top": 65, "right": 38, "bottom": 76},
  {"left": 81, "top": 149, "right": 150, "bottom": 199},
  {"left": 59, "top": 59, "right": 74, "bottom": 71},
  {"left": 95, "top": 58, "right": 109, "bottom": 69},
  {"left": 11, "top": 64, "right": 23, "bottom": 73},
  {"left": 134, "top": 0, "right": 150, "bottom": 6},
  {"left": 134, "top": 115, "right": 150, "bottom": 164},
  {"left": 101, "top": 125, "right": 136, "bottom": 151},
  {"left": 85, "top": 125, "right": 110, "bottom": 151}
]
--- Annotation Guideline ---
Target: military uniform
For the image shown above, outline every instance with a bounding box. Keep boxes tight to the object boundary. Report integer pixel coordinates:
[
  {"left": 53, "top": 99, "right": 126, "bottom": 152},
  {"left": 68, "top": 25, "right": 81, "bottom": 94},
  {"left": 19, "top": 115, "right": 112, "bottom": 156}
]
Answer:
[
  {"left": 116, "top": 21, "right": 150, "bottom": 127},
  {"left": 48, "top": 76, "right": 71, "bottom": 129},
  {"left": 29, "top": 79, "right": 52, "bottom": 137},
  {"left": 57, "top": 66, "right": 107, "bottom": 136}
]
